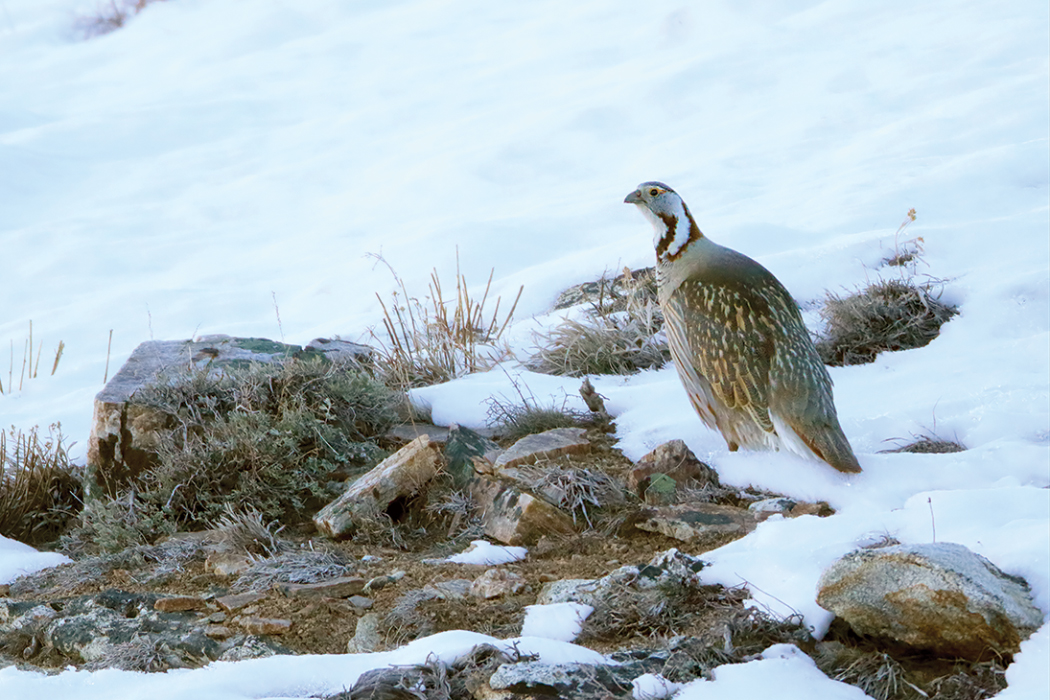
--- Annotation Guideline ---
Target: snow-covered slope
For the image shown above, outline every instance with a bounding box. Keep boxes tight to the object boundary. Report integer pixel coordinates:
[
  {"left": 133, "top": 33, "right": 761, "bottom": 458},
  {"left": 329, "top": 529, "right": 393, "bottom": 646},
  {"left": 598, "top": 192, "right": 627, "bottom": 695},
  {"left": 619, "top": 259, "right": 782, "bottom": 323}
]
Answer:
[{"left": 1, "top": 1, "right": 1047, "bottom": 698}]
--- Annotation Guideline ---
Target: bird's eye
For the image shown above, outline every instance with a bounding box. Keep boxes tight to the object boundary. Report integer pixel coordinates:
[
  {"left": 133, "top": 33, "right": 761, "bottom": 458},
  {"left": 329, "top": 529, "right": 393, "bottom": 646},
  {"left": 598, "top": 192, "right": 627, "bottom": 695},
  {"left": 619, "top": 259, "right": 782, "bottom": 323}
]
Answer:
[{"left": 649, "top": 188, "right": 660, "bottom": 197}]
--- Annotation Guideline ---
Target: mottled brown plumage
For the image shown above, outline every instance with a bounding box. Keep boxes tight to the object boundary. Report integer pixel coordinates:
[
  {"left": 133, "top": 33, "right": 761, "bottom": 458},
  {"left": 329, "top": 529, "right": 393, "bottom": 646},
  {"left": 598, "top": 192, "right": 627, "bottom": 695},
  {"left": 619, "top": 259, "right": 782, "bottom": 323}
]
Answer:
[{"left": 625, "top": 181, "right": 861, "bottom": 473}]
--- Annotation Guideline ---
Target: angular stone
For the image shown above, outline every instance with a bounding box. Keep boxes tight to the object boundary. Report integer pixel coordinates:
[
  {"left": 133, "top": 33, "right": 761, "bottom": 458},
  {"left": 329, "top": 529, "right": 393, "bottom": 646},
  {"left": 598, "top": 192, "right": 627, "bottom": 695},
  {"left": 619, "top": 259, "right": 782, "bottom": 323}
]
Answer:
[
  {"left": 493, "top": 428, "right": 590, "bottom": 470},
  {"left": 205, "top": 551, "right": 253, "bottom": 578},
  {"left": 86, "top": 336, "right": 309, "bottom": 499},
  {"left": 274, "top": 576, "right": 366, "bottom": 599},
  {"left": 472, "top": 476, "right": 576, "bottom": 546},
  {"left": 348, "top": 596, "right": 373, "bottom": 609},
  {"left": 363, "top": 570, "right": 406, "bottom": 593},
  {"left": 628, "top": 439, "right": 720, "bottom": 497},
  {"left": 240, "top": 617, "right": 292, "bottom": 635},
  {"left": 214, "top": 591, "right": 266, "bottom": 612},
  {"left": 303, "top": 337, "right": 374, "bottom": 369},
  {"left": 749, "top": 497, "right": 833, "bottom": 519},
  {"left": 421, "top": 579, "right": 473, "bottom": 601},
  {"left": 347, "top": 612, "right": 383, "bottom": 653},
  {"left": 444, "top": 424, "right": 504, "bottom": 487},
  {"left": 314, "top": 436, "right": 444, "bottom": 539},
  {"left": 634, "top": 503, "right": 758, "bottom": 547},
  {"left": 153, "top": 595, "right": 206, "bottom": 612},
  {"left": 203, "top": 625, "right": 234, "bottom": 639},
  {"left": 817, "top": 542, "right": 1043, "bottom": 659},
  {"left": 470, "top": 569, "right": 527, "bottom": 599}
]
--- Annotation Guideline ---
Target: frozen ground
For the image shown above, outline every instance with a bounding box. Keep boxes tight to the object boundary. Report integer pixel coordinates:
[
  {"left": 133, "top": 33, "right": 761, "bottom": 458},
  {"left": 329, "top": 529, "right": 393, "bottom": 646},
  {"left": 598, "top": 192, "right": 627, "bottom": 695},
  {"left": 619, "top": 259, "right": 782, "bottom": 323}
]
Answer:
[{"left": 1, "top": 0, "right": 1047, "bottom": 698}]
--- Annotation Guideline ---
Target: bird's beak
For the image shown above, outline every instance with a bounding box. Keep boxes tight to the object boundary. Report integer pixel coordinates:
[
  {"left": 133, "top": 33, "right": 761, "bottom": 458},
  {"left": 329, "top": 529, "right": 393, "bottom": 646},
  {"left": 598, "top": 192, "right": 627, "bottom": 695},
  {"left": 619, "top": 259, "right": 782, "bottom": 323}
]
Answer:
[{"left": 624, "top": 189, "right": 642, "bottom": 204}]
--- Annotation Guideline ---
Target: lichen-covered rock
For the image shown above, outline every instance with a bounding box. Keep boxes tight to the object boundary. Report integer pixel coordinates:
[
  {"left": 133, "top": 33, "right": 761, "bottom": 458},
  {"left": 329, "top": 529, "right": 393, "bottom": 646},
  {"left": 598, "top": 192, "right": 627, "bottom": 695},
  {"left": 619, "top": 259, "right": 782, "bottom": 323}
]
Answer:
[
  {"left": 634, "top": 503, "right": 759, "bottom": 547},
  {"left": 628, "top": 439, "right": 720, "bottom": 498},
  {"left": 817, "top": 542, "right": 1043, "bottom": 659}
]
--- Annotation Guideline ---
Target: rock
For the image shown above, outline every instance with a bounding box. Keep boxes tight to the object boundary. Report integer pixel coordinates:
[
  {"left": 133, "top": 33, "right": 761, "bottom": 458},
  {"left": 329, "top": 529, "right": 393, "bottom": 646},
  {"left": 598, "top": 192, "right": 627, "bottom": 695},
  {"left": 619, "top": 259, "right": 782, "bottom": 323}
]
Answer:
[
  {"left": 205, "top": 551, "right": 253, "bottom": 578},
  {"left": 486, "top": 661, "right": 637, "bottom": 699},
  {"left": 472, "top": 476, "right": 576, "bottom": 546},
  {"left": 302, "top": 337, "right": 374, "bottom": 368},
  {"left": 153, "top": 595, "right": 206, "bottom": 612},
  {"left": 13, "top": 589, "right": 229, "bottom": 669},
  {"left": 314, "top": 436, "right": 444, "bottom": 539},
  {"left": 85, "top": 336, "right": 310, "bottom": 499},
  {"left": 422, "top": 579, "right": 473, "bottom": 601},
  {"left": 628, "top": 440, "right": 720, "bottom": 498},
  {"left": 634, "top": 503, "right": 759, "bottom": 546},
  {"left": 493, "top": 428, "right": 591, "bottom": 470},
  {"left": 203, "top": 625, "right": 234, "bottom": 639},
  {"left": 643, "top": 473, "right": 678, "bottom": 505},
  {"left": 217, "top": 636, "right": 287, "bottom": 661},
  {"left": 749, "top": 497, "right": 833, "bottom": 519},
  {"left": 346, "top": 612, "right": 383, "bottom": 653},
  {"left": 274, "top": 576, "right": 366, "bottom": 599},
  {"left": 214, "top": 591, "right": 267, "bottom": 613},
  {"left": 538, "top": 549, "right": 705, "bottom": 607},
  {"left": 363, "top": 570, "right": 406, "bottom": 593},
  {"left": 348, "top": 596, "right": 373, "bottom": 609},
  {"left": 817, "top": 542, "right": 1043, "bottom": 659},
  {"left": 444, "top": 424, "right": 504, "bottom": 487},
  {"left": 239, "top": 617, "right": 292, "bottom": 635},
  {"left": 471, "top": 569, "right": 527, "bottom": 599}
]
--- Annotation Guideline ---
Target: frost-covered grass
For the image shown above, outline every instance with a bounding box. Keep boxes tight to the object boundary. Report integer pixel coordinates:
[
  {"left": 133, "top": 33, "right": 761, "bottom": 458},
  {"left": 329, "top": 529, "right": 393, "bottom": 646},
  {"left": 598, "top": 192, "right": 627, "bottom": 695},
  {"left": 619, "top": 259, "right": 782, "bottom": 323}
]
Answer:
[{"left": 1, "top": 0, "right": 1047, "bottom": 698}]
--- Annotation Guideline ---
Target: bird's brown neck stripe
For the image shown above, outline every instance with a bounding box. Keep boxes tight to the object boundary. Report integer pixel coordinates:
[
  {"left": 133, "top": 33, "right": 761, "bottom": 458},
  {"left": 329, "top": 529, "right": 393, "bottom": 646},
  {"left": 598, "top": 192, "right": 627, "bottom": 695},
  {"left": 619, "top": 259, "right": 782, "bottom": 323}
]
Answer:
[{"left": 656, "top": 212, "right": 703, "bottom": 261}]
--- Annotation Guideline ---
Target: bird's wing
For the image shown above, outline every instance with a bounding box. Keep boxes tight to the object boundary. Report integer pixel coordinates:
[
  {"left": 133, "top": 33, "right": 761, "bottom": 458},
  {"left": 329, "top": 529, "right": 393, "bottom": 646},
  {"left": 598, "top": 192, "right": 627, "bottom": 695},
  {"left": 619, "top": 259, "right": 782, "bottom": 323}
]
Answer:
[
  {"left": 761, "top": 292, "right": 863, "bottom": 473},
  {"left": 664, "top": 278, "right": 776, "bottom": 433}
]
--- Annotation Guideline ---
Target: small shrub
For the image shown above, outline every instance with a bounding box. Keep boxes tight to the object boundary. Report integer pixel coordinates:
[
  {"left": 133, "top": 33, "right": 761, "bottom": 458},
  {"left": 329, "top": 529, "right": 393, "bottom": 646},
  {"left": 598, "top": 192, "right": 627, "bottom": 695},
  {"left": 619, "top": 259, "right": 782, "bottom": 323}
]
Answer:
[
  {"left": 525, "top": 463, "right": 625, "bottom": 527},
  {"left": 0, "top": 424, "right": 82, "bottom": 545},
  {"left": 530, "top": 268, "right": 669, "bottom": 376},
  {"left": 370, "top": 252, "right": 522, "bottom": 390},
  {"left": 816, "top": 278, "right": 957, "bottom": 366}
]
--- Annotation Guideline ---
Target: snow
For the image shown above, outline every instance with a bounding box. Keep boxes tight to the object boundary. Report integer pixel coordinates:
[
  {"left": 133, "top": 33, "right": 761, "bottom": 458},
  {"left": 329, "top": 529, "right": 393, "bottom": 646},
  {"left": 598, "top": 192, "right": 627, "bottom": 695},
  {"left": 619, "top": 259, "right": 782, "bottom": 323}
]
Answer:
[
  {"left": 1, "top": 0, "right": 1047, "bottom": 698},
  {"left": 0, "top": 535, "right": 71, "bottom": 585},
  {"left": 444, "top": 539, "right": 527, "bottom": 565},
  {"left": 521, "top": 602, "right": 593, "bottom": 642}
]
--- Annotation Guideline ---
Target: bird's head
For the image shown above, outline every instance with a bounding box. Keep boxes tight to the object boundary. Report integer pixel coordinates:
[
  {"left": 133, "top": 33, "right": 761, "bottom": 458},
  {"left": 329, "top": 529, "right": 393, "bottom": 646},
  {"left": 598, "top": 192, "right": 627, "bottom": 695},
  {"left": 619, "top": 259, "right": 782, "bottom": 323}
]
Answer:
[{"left": 624, "top": 181, "right": 703, "bottom": 263}]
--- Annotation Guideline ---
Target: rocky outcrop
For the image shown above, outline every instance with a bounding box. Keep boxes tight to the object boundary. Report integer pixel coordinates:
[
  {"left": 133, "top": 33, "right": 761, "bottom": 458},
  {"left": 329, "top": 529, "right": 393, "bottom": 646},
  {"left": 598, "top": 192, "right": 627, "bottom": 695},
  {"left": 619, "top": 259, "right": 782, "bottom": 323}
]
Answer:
[
  {"left": 0, "top": 588, "right": 286, "bottom": 670},
  {"left": 817, "top": 542, "right": 1043, "bottom": 659},
  {"left": 86, "top": 336, "right": 371, "bottom": 499}
]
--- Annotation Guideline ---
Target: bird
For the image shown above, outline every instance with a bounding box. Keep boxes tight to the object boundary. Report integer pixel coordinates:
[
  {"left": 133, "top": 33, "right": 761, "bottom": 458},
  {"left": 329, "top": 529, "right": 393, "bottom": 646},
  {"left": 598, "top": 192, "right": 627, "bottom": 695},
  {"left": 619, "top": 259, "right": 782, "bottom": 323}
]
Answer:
[{"left": 624, "top": 181, "right": 861, "bottom": 473}]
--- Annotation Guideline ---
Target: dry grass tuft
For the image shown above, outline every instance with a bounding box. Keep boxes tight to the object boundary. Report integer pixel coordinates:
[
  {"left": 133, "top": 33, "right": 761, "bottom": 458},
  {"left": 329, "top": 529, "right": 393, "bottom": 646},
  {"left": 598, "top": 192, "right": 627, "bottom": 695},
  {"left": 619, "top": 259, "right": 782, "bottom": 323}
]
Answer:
[
  {"left": 370, "top": 253, "right": 522, "bottom": 390},
  {"left": 232, "top": 548, "right": 354, "bottom": 593},
  {"left": 525, "top": 463, "right": 625, "bottom": 528},
  {"left": 0, "top": 424, "right": 82, "bottom": 545},
  {"left": 816, "top": 278, "right": 957, "bottom": 366},
  {"left": 881, "top": 435, "right": 966, "bottom": 454},
  {"left": 484, "top": 382, "right": 597, "bottom": 442},
  {"left": 530, "top": 268, "right": 668, "bottom": 376},
  {"left": 76, "top": 1, "right": 166, "bottom": 38},
  {"left": 1, "top": 321, "right": 65, "bottom": 395},
  {"left": 212, "top": 504, "right": 288, "bottom": 559},
  {"left": 816, "top": 642, "right": 922, "bottom": 700}
]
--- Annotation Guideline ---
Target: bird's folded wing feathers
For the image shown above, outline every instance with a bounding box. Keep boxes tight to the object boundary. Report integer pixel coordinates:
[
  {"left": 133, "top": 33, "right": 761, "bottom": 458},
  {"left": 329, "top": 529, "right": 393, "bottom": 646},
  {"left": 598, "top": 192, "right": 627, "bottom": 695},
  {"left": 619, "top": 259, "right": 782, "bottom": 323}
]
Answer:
[{"left": 664, "top": 280, "right": 776, "bottom": 432}]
